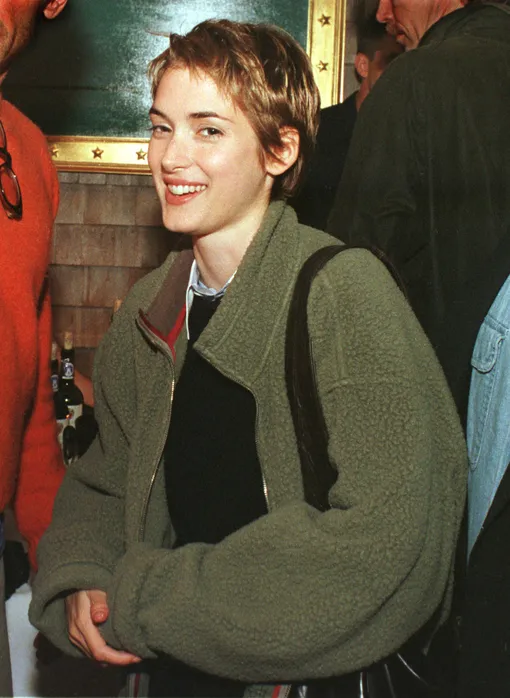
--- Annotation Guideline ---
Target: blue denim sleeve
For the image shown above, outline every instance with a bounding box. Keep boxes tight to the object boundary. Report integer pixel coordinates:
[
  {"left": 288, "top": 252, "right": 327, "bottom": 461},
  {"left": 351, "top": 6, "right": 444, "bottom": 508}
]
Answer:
[{"left": 467, "top": 275, "right": 510, "bottom": 556}]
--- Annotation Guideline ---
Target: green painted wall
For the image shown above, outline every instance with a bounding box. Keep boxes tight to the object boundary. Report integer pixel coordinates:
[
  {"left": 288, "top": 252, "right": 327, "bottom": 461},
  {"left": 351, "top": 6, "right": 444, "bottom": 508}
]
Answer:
[{"left": 3, "top": 0, "right": 308, "bottom": 137}]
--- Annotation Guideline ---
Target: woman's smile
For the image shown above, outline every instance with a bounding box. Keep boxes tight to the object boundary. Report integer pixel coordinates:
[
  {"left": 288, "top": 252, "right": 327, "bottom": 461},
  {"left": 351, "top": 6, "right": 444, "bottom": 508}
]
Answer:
[{"left": 148, "top": 67, "right": 273, "bottom": 248}]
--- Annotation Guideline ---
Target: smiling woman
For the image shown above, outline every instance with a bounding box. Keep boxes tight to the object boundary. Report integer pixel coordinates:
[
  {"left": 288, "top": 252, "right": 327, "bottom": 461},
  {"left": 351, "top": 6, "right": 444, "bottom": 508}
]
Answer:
[
  {"left": 30, "top": 16, "right": 466, "bottom": 698},
  {"left": 2, "top": 0, "right": 347, "bottom": 172}
]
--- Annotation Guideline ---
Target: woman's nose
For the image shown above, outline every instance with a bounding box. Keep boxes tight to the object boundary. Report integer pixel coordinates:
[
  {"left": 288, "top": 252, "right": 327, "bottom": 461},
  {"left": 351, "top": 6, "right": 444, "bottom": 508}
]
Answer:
[{"left": 162, "top": 135, "right": 192, "bottom": 171}]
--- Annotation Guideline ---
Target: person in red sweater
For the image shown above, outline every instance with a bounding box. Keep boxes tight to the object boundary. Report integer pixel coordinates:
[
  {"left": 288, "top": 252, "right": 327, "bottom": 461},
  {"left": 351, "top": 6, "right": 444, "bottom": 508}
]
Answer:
[{"left": 0, "top": 1, "right": 68, "bottom": 695}]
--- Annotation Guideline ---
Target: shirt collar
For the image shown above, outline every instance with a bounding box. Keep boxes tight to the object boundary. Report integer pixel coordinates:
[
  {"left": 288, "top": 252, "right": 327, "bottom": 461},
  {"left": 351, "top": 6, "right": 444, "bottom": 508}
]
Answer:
[{"left": 185, "top": 259, "right": 237, "bottom": 339}]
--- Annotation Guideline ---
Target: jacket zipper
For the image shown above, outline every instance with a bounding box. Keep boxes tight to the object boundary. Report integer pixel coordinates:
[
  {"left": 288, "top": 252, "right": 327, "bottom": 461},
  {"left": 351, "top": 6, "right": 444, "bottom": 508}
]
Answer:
[
  {"left": 138, "top": 328, "right": 177, "bottom": 543},
  {"left": 257, "top": 401, "right": 270, "bottom": 512}
]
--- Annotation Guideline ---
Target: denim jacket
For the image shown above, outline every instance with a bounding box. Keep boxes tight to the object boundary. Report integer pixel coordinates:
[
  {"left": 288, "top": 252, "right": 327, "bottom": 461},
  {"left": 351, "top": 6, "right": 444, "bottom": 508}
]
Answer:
[{"left": 467, "top": 274, "right": 510, "bottom": 556}]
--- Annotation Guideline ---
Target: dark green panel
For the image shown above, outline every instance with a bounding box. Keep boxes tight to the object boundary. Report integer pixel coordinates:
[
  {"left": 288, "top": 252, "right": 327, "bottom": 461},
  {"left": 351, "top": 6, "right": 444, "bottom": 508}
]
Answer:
[{"left": 3, "top": 0, "right": 308, "bottom": 138}]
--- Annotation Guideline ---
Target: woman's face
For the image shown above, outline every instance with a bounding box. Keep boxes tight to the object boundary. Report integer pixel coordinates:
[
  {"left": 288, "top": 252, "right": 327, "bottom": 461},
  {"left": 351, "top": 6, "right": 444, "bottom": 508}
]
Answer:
[{"left": 148, "top": 67, "right": 274, "bottom": 247}]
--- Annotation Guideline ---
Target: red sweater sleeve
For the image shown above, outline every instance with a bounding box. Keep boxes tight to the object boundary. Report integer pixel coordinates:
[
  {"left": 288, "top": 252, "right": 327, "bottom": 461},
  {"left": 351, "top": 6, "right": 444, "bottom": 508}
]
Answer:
[
  {"left": 14, "top": 283, "right": 65, "bottom": 569},
  {"left": 14, "top": 160, "right": 65, "bottom": 570}
]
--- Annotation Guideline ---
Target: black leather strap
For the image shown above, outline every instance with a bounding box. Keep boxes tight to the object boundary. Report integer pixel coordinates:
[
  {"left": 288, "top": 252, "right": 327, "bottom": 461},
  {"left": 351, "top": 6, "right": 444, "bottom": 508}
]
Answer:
[{"left": 285, "top": 244, "right": 344, "bottom": 511}]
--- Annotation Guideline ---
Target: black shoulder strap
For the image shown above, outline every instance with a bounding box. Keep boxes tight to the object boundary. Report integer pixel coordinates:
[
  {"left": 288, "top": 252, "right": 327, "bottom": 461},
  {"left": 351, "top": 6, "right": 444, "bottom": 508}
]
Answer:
[
  {"left": 285, "top": 245, "right": 344, "bottom": 512},
  {"left": 285, "top": 244, "right": 407, "bottom": 512},
  {"left": 286, "top": 245, "right": 445, "bottom": 675}
]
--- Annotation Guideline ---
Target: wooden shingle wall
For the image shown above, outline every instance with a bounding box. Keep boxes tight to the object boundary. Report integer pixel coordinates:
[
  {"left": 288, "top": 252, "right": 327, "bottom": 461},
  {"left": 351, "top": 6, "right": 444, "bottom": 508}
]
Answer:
[{"left": 50, "top": 172, "right": 178, "bottom": 378}]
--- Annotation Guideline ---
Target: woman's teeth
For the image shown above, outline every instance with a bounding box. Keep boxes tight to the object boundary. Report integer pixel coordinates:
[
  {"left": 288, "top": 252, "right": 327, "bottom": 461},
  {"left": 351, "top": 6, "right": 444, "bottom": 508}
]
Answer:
[{"left": 168, "top": 184, "right": 207, "bottom": 196}]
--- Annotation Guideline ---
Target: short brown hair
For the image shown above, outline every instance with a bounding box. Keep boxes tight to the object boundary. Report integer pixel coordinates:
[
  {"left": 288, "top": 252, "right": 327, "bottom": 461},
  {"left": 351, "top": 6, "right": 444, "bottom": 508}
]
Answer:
[{"left": 149, "top": 19, "right": 320, "bottom": 199}]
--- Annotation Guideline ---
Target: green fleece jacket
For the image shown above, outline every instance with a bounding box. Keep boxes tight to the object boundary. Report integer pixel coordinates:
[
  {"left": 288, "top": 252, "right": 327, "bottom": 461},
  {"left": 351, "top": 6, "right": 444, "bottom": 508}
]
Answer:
[{"left": 30, "top": 201, "right": 466, "bottom": 688}]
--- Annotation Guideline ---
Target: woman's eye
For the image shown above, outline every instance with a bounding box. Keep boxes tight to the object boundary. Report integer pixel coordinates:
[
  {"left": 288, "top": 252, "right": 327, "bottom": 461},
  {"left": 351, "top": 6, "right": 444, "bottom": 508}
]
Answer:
[
  {"left": 200, "top": 127, "right": 222, "bottom": 138},
  {"left": 149, "top": 124, "right": 170, "bottom": 136}
]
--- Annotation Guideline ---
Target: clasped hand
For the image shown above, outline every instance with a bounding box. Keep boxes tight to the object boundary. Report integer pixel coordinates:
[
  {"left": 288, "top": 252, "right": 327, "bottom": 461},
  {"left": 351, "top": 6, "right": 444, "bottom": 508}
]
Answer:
[{"left": 65, "top": 589, "right": 142, "bottom": 665}]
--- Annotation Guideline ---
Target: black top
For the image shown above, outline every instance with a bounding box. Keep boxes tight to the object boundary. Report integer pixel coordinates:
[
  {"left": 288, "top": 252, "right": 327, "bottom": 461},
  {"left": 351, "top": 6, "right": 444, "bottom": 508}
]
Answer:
[
  {"left": 164, "top": 294, "right": 267, "bottom": 547},
  {"left": 459, "top": 458, "right": 510, "bottom": 698},
  {"left": 149, "top": 294, "right": 267, "bottom": 697},
  {"left": 290, "top": 91, "right": 358, "bottom": 231}
]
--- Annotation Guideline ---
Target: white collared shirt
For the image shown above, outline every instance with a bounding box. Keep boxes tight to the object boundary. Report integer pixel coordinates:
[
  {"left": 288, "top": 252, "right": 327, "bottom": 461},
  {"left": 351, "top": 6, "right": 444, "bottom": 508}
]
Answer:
[{"left": 185, "top": 260, "right": 237, "bottom": 339}]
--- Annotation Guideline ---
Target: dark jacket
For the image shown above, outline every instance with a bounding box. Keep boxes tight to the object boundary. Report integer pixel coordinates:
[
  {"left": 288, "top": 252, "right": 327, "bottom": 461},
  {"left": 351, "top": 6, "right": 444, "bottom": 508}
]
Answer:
[
  {"left": 291, "top": 92, "right": 357, "bottom": 230},
  {"left": 458, "top": 461, "right": 510, "bottom": 697},
  {"left": 327, "top": 2, "right": 510, "bottom": 422},
  {"left": 30, "top": 203, "right": 466, "bottom": 696}
]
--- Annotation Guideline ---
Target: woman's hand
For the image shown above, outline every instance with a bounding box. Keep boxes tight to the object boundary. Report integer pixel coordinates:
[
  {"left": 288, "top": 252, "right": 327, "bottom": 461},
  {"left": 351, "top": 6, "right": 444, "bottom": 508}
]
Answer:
[{"left": 65, "top": 589, "right": 142, "bottom": 665}]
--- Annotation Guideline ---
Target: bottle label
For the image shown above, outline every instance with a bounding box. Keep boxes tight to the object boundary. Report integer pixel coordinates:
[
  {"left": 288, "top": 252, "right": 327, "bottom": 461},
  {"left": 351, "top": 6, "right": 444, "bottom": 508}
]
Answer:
[
  {"left": 67, "top": 403, "right": 83, "bottom": 425},
  {"left": 56, "top": 403, "right": 83, "bottom": 451},
  {"left": 51, "top": 374, "right": 59, "bottom": 393},
  {"left": 62, "top": 359, "right": 75, "bottom": 380}
]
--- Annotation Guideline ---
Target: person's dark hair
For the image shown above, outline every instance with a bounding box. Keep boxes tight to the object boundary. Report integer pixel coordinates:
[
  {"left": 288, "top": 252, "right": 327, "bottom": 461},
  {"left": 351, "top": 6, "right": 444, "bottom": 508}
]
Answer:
[
  {"left": 355, "top": 8, "right": 388, "bottom": 59},
  {"left": 149, "top": 19, "right": 320, "bottom": 199}
]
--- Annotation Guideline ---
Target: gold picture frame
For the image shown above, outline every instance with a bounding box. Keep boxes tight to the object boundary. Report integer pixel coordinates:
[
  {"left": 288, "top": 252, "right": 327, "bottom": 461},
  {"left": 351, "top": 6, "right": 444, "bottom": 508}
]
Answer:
[{"left": 47, "top": 0, "right": 347, "bottom": 174}]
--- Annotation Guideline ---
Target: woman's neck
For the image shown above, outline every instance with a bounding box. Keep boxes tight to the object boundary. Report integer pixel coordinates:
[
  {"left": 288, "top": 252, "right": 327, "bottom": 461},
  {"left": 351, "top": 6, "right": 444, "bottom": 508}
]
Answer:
[
  {"left": 193, "top": 243, "right": 240, "bottom": 290},
  {"left": 192, "top": 213, "right": 264, "bottom": 289}
]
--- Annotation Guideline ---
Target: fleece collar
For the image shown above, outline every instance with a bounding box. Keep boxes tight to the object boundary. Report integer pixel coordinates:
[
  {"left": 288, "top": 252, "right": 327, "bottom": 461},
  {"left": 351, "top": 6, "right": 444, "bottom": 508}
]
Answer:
[{"left": 143, "top": 200, "right": 306, "bottom": 389}]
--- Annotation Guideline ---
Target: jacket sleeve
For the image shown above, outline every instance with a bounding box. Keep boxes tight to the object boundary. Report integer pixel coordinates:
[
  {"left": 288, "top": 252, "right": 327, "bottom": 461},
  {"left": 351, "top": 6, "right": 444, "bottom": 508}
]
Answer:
[
  {"left": 29, "top": 313, "right": 136, "bottom": 655},
  {"left": 326, "top": 56, "right": 424, "bottom": 268},
  {"left": 104, "top": 250, "right": 467, "bottom": 682},
  {"left": 14, "top": 283, "right": 65, "bottom": 570}
]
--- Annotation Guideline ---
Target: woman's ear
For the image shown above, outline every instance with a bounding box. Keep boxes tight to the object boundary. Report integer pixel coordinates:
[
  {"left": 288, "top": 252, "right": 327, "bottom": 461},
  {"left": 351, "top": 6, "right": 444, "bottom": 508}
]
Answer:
[{"left": 266, "top": 127, "right": 300, "bottom": 177}]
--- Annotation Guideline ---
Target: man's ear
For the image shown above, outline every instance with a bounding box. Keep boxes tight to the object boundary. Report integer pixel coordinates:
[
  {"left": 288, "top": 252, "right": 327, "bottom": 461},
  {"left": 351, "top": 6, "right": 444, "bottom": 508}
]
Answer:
[
  {"left": 354, "top": 52, "right": 369, "bottom": 80},
  {"left": 266, "top": 127, "right": 300, "bottom": 177},
  {"left": 43, "top": 0, "right": 68, "bottom": 20}
]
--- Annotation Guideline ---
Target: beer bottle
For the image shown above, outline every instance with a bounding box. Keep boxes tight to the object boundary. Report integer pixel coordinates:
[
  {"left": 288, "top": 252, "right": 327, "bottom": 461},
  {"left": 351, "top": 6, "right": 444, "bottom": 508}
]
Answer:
[
  {"left": 50, "top": 341, "right": 59, "bottom": 395},
  {"left": 54, "top": 331, "right": 84, "bottom": 457}
]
